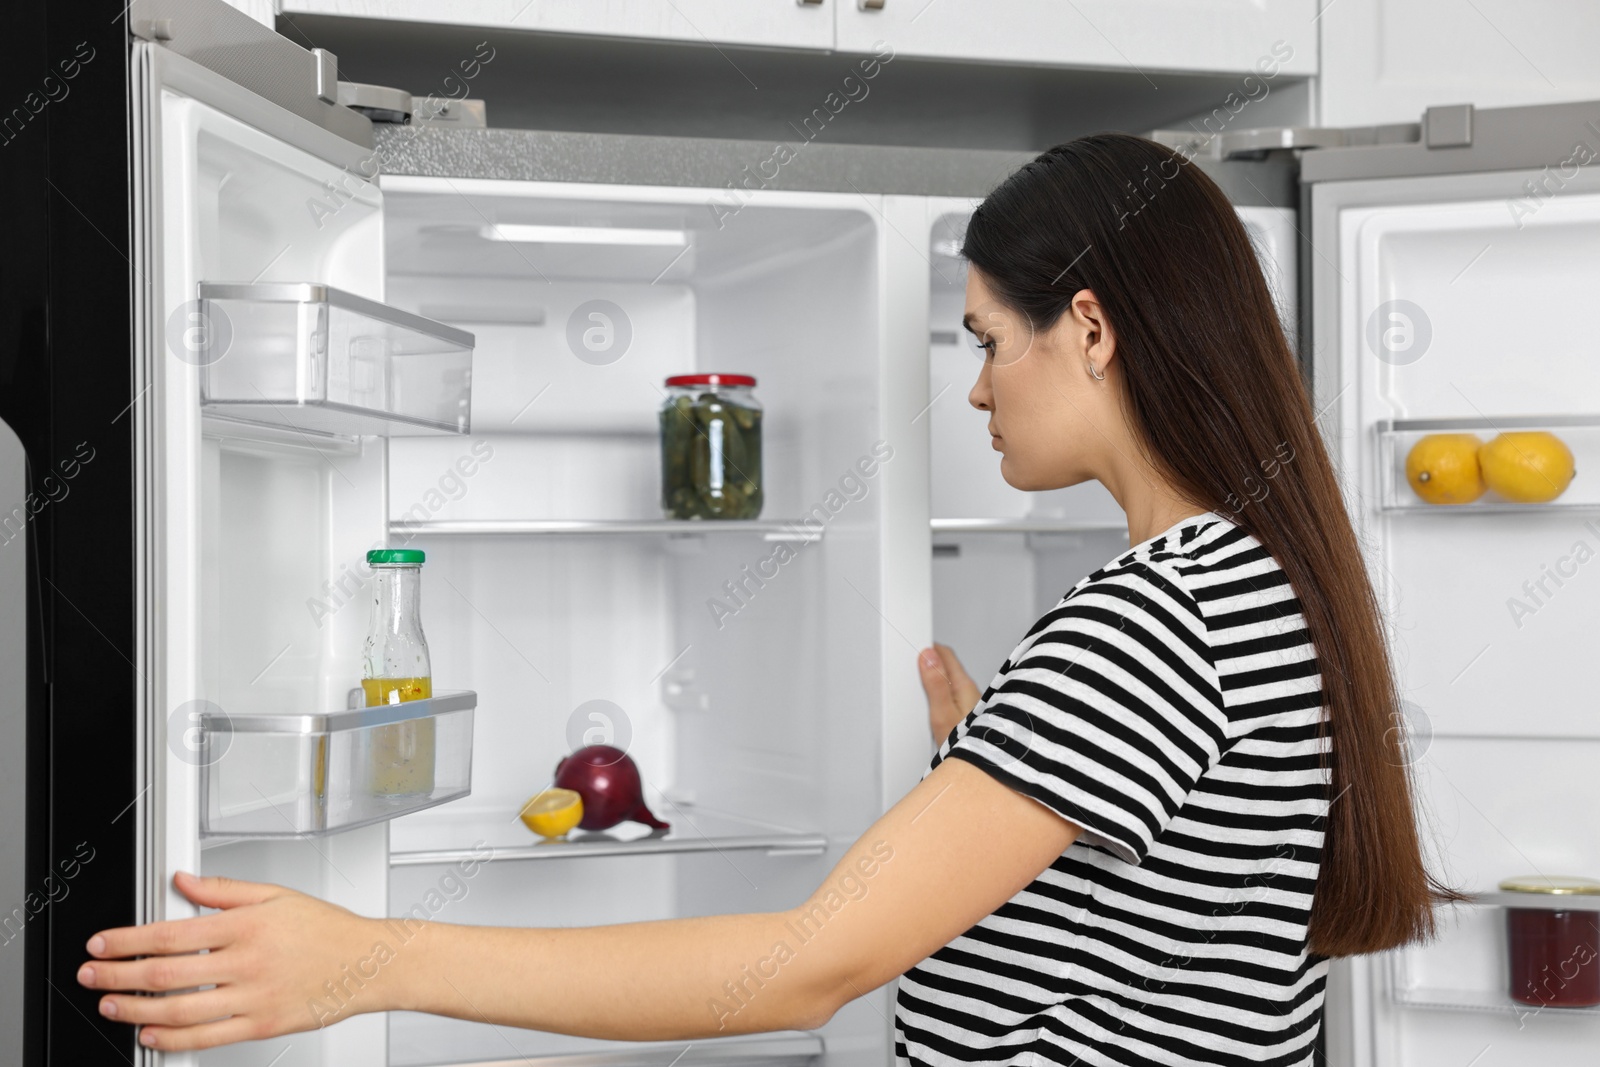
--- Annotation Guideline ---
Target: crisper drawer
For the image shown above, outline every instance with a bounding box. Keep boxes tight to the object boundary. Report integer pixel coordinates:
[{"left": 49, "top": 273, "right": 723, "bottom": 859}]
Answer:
[
  {"left": 197, "top": 281, "right": 474, "bottom": 436},
  {"left": 199, "top": 690, "right": 476, "bottom": 838}
]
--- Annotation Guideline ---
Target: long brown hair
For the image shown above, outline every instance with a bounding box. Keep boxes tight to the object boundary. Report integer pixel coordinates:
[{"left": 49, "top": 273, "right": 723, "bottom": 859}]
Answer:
[{"left": 961, "top": 133, "right": 1466, "bottom": 958}]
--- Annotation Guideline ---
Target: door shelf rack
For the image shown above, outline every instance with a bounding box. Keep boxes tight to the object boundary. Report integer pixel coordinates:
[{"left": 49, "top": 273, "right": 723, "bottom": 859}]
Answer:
[
  {"left": 1376, "top": 414, "right": 1600, "bottom": 513},
  {"left": 199, "top": 690, "right": 477, "bottom": 839},
  {"left": 197, "top": 281, "right": 476, "bottom": 438},
  {"left": 1388, "top": 888, "right": 1600, "bottom": 1017}
]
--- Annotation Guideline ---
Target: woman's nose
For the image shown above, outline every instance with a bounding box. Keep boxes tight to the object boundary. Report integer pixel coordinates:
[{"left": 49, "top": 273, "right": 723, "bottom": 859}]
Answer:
[{"left": 968, "top": 372, "right": 992, "bottom": 412}]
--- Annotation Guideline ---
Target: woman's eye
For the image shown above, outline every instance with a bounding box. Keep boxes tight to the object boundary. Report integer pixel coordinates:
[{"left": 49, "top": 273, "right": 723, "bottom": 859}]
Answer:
[{"left": 975, "top": 338, "right": 997, "bottom": 360}]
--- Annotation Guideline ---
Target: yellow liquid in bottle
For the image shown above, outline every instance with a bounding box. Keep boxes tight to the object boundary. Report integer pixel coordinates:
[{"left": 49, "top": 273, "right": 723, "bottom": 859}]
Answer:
[{"left": 365, "top": 676, "right": 436, "bottom": 797}]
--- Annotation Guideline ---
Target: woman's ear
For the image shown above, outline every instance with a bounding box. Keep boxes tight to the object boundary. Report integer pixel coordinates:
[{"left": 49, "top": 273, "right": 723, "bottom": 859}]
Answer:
[{"left": 1070, "top": 289, "right": 1118, "bottom": 370}]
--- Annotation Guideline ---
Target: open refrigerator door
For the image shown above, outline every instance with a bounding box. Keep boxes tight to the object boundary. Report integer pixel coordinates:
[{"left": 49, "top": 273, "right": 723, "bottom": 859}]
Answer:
[
  {"left": 130, "top": 7, "right": 478, "bottom": 1064},
  {"left": 1305, "top": 99, "right": 1600, "bottom": 1065}
]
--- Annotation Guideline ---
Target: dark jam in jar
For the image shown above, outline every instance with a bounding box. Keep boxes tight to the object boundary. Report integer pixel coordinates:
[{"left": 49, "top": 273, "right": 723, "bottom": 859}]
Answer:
[{"left": 1500, "top": 876, "right": 1600, "bottom": 1009}]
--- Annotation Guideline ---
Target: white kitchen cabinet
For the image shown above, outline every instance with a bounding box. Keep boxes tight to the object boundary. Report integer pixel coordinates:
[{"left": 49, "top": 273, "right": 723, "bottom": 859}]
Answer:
[
  {"left": 836, "top": 0, "right": 1319, "bottom": 76},
  {"left": 1319, "top": 0, "right": 1600, "bottom": 125},
  {"left": 275, "top": 0, "right": 835, "bottom": 51}
]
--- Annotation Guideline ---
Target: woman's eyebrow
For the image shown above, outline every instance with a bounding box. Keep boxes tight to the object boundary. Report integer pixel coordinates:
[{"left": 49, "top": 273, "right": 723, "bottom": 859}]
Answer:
[{"left": 961, "top": 314, "right": 980, "bottom": 334}]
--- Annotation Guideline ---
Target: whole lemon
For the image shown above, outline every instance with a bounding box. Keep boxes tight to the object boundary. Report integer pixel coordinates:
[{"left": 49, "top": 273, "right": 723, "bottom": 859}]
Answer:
[
  {"left": 1479, "top": 432, "right": 1574, "bottom": 503},
  {"left": 519, "top": 788, "right": 584, "bottom": 839},
  {"left": 1405, "top": 434, "right": 1485, "bottom": 505}
]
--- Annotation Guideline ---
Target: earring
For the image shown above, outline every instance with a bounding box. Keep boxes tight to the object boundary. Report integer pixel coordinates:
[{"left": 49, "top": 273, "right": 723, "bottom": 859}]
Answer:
[{"left": 1087, "top": 362, "right": 1105, "bottom": 381}]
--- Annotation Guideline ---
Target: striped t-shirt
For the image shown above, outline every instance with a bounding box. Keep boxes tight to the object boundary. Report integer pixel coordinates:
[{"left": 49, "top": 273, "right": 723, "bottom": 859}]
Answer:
[{"left": 895, "top": 510, "right": 1331, "bottom": 1067}]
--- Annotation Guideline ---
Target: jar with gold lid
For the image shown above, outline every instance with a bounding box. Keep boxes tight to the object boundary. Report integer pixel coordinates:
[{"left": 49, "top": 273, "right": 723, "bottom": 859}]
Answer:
[{"left": 1499, "top": 875, "right": 1600, "bottom": 1008}]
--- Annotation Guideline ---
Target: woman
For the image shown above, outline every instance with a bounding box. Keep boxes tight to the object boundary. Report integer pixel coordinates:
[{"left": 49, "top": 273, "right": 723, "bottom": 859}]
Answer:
[{"left": 79, "top": 133, "right": 1457, "bottom": 1063}]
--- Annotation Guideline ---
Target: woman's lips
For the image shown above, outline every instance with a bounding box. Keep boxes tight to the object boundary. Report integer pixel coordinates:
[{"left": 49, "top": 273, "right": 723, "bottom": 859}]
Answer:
[{"left": 990, "top": 435, "right": 1002, "bottom": 451}]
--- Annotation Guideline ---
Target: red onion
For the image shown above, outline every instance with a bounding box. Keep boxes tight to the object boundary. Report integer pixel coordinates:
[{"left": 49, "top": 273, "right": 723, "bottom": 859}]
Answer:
[{"left": 553, "top": 745, "right": 670, "bottom": 832}]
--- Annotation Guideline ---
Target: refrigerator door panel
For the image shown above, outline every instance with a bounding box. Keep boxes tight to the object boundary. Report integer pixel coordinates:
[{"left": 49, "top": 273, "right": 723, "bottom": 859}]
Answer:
[
  {"left": 1307, "top": 109, "right": 1600, "bottom": 1066},
  {"left": 132, "top": 39, "right": 389, "bottom": 1067}
]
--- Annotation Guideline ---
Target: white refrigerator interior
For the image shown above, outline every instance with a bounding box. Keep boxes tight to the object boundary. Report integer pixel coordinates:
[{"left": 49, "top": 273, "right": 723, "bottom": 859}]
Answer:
[
  {"left": 1318, "top": 163, "right": 1600, "bottom": 1064},
  {"left": 371, "top": 177, "right": 927, "bottom": 1066}
]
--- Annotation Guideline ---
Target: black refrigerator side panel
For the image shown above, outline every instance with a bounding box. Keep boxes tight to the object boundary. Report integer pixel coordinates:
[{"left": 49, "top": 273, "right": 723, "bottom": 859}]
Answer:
[{"left": 0, "top": 4, "right": 138, "bottom": 1065}]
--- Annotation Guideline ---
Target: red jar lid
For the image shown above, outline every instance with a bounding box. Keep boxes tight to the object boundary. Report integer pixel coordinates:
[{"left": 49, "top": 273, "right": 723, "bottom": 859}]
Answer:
[{"left": 665, "top": 373, "right": 756, "bottom": 387}]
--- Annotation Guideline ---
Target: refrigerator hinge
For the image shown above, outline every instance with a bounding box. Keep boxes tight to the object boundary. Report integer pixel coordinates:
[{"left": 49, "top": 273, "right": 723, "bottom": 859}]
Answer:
[
  {"left": 311, "top": 47, "right": 339, "bottom": 105},
  {"left": 1148, "top": 122, "right": 1424, "bottom": 162},
  {"left": 1422, "top": 103, "right": 1474, "bottom": 149},
  {"left": 130, "top": 18, "right": 174, "bottom": 41},
  {"left": 1217, "top": 127, "right": 1351, "bottom": 159}
]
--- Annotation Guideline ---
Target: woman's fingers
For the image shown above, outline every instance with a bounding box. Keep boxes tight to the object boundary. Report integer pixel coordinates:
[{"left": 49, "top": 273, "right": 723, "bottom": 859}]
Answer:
[
  {"left": 918, "top": 647, "right": 965, "bottom": 741},
  {"left": 81, "top": 873, "right": 278, "bottom": 967},
  {"left": 174, "top": 871, "right": 282, "bottom": 910},
  {"left": 917, "top": 648, "right": 955, "bottom": 703},
  {"left": 135, "top": 1016, "right": 265, "bottom": 1053},
  {"left": 79, "top": 950, "right": 226, "bottom": 994},
  {"left": 86, "top": 912, "right": 230, "bottom": 962},
  {"left": 932, "top": 643, "right": 982, "bottom": 714},
  {"left": 98, "top": 988, "right": 238, "bottom": 1027}
]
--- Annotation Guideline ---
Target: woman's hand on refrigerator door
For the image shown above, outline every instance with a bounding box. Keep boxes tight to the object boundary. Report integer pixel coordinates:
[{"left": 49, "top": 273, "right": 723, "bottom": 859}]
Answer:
[
  {"left": 918, "top": 643, "right": 981, "bottom": 743},
  {"left": 77, "top": 870, "right": 385, "bottom": 1051},
  {"left": 73, "top": 759, "right": 1081, "bottom": 1048}
]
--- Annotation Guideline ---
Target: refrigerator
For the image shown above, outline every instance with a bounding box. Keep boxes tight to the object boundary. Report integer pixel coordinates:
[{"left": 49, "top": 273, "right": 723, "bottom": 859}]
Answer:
[{"left": 3, "top": 2, "right": 1598, "bottom": 1064}]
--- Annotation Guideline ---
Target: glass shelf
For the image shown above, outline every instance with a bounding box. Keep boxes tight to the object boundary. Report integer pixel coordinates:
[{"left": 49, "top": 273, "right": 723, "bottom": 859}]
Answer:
[
  {"left": 388, "top": 518, "right": 823, "bottom": 543},
  {"left": 198, "top": 282, "right": 474, "bottom": 437},
  {"left": 931, "top": 518, "right": 1127, "bottom": 535},
  {"left": 200, "top": 690, "right": 476, "bottom": 839},
  {"left": 390, "top": 804, "right": 827, "bottom": 867},
  {"left": 388, "top": 1025, "right": 822, "bottom": 1067},
  {"left": 1376, "top": 414, "right": 1600, "bottom": 513}
]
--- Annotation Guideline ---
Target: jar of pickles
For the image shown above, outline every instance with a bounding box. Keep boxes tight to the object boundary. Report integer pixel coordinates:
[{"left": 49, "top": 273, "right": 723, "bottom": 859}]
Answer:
[{"left": 660, "top": 374, "right": 763, "bottom": 520}]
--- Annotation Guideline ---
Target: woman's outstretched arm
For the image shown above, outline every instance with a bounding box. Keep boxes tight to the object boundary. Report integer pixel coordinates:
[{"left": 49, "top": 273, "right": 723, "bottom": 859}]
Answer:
[{"left": 79, "top": 756, "right": 1080, "bottom": 1052}]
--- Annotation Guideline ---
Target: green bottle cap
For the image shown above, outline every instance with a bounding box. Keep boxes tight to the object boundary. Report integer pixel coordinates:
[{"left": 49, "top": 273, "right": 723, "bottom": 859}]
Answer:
[{"left": 367, "top": 548, "right": 425, "bottom": 565}]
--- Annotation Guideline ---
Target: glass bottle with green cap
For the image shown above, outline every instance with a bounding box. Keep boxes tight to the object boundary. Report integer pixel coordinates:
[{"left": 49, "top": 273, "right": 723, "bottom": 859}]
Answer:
[{"left": 364, "top": 547, "right": 434, "bottom": 797}]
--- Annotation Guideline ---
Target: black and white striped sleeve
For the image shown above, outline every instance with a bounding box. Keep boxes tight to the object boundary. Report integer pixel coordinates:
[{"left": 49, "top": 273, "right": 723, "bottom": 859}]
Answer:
[{"left": 943, "top": 561, "right": 1227, "bottom": 865}]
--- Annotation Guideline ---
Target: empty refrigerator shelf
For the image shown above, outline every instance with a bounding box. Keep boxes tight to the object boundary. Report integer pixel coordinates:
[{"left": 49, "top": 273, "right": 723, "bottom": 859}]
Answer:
[
  {"left": 1376, "top": 414, "right": 1600, "bottom": 512},
  {"left": 388, "top": 518, "right": 824, "bottom": 542},
  {"left": 389, "top": 804, "right": 828, "bottom": 866},
  {"left": 197, "top": 282, "right": 475, "bottom": 437},
  {"left": 931, "top": 517, "right": 1128, "bottom": 534},
  {"left": 388, "top": 1025, "right": 822, "bottom": 1067},
  {"left": 200, "top": 690, "right": 476, "bottom": 839}
]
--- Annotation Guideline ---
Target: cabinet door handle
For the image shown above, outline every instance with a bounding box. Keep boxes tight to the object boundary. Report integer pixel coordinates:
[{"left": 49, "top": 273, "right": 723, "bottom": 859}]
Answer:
[
  {"left": 797, "top": 0, "right": 825, "bottom": 5},
  {"left": 859, "top": 0, "right": 886, "bottom": 8}
]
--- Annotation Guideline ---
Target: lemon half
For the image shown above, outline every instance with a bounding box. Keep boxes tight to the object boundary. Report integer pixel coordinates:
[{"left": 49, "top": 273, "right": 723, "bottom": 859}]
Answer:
[{"left": 519, "top": 788, "right": 584, "bottom": 839}]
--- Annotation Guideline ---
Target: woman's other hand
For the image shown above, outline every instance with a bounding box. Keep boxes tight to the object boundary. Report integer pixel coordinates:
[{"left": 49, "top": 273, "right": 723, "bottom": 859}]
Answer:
[
  {"left": 918, "top": 643, "right": 981, "bottom": 743},
  {"left": 77, "top": 871, "right": 387, "bottom": 1051}
]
